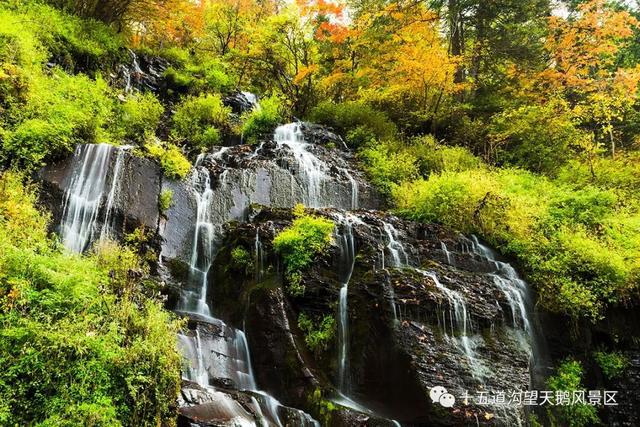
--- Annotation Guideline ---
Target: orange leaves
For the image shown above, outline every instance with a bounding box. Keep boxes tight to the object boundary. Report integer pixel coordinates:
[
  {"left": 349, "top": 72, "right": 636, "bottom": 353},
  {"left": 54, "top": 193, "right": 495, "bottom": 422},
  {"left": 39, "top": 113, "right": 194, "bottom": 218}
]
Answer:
[
  {"left": 544, "top": 0, "right": 639, "bottom": 92},
  {"left": 294, "top": 64, "right": 320, "bottom": 84}
]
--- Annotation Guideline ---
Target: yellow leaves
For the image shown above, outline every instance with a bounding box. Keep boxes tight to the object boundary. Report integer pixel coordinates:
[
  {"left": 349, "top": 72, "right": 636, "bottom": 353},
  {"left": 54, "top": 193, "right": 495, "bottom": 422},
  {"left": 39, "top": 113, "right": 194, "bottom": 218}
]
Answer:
[{"left": 294, "top": 64, "right": 319, "bottom": 84}]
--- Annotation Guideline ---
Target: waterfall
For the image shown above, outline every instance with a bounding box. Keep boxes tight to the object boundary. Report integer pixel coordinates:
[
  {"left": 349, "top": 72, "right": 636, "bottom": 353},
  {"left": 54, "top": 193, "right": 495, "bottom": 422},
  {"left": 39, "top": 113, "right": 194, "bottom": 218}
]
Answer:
[
  {"left": 440, "top": 241, "right": 452, "bottom": 265},
  {"left": 60, "top": 144, "right": 115, "bottom": 253},
  {"left": 382, "top": 222, "right": 409, "bottom": 267},
  {"left": 343, "top": 168, "right": 359, "bottom": 210},
  {"left": 100, "top": 146, "right": 129, "bottom": 241},
  {"left": 173, "top": 161, "right": 320, "bottom": 426},
  {"left": 335, "top": 216, "right": 357, "bottom": 394},
  {"left": 274, "top": 123, "right": 327, "bottom": 208},
  {"left": 254, "top": 229, "right": 266, "bottom": 281},
  {"left": 420, "top": 269, "right": 485, "bottom": 379},
  {"left": 178, "top": 166, "right": 218, "bottom": 317},
  {"left": 241, "top": 91, "right": 260, "bottom": 110}
]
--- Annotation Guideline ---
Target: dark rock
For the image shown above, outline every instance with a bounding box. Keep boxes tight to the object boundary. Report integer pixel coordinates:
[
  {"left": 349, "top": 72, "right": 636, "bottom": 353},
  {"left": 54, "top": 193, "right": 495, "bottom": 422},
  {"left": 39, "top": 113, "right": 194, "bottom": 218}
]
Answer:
[
  {"left": 299, "top": 122, "right": 348, "bottom": 150},
  {"left": 223, "top": 91, "right": 259, "bottom": 115}
]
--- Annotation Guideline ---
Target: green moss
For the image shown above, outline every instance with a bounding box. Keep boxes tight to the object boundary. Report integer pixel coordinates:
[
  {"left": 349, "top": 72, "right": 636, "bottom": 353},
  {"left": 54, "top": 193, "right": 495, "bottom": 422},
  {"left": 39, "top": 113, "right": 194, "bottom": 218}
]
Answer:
[
  {"left": 158, "top": 189, "right": 173, "bottom": 215},
  {"left": 230, "top": 246, "right": 253, "bottom": 275},
  {"left": 307, "top": 388, "right": 336, "bottom": 426}
]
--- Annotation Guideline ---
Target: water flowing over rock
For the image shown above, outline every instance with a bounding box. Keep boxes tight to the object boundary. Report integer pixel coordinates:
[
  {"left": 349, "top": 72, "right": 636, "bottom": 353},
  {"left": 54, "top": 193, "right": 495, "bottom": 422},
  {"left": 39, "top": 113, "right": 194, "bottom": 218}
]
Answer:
[
  {"left": 114, "top": 49, "right": 169, "bottom": 93},
  {"left": 37, "top": 118, "right": 546, "bottom": 425},
  {"left": 161, "top": 123, "right": 380, "bottom": 265}
]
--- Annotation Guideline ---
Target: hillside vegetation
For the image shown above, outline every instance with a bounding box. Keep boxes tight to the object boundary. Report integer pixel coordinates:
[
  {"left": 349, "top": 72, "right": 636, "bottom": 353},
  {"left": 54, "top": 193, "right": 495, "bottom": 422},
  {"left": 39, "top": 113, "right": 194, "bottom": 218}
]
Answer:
[{"left": 0, "top": 0, "right": 639, "bottom": 424}]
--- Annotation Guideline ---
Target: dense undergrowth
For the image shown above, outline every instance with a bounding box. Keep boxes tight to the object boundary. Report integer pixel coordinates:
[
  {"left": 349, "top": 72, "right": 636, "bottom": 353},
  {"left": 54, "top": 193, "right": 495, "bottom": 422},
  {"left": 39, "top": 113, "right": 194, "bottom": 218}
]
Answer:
[{"left": 0, "top": 172, "right": 182, "bottom": 425}]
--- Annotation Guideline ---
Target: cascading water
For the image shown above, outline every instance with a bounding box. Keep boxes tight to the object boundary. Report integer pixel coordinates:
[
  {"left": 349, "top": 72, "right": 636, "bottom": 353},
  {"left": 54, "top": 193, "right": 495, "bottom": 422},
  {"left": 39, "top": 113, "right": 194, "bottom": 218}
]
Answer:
[
  {"left": 60, "top": 144, "right": 116, "bottom": 253},
  {"left": 100, "top": 146, "right": 130, "bottom": 241},
  {"left": 274, "top": 123, "right": 327, "bottom": 208},
  {"left": 419, "top": 269, "right": 485, "bottom": 378},
  {"left": 178, "top": 164, "right": 217, "bottom": 317},
  {"left": 335, "top": 216, "right": 357, "bottom": 394},
  {"left": 382, "top": 222, "right": 410, "bottom": 268},
  {"left": 174, "top": 159, "right": 320, "bottom": 426}
]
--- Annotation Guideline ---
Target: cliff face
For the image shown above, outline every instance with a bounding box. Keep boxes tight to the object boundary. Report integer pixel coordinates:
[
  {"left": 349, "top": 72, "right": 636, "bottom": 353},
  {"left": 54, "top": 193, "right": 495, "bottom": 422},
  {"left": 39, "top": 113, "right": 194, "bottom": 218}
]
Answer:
[{"left": 37, "top": 114, "right": 638, "bottom": 426}]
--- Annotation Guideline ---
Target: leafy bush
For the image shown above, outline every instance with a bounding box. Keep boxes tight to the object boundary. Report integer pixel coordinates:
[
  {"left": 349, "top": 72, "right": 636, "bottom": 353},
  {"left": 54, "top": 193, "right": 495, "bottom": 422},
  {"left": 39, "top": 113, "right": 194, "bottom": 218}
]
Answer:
[
  {"left": 230, "top": 246, "right": 253, "bottom": 275},
  {"left": 145, "top": 140, "right": 191, "bottom": 180},
  {"left": 308, "top": 101, "right": 397, "bottom": 148},
  {"left": 546, "top": 360, "right": 599, "bottom": 427},
  {"left": 0, "top": 172, "right": 182, "bottom": 426},
  {"left": 406, "top": 135, "right": 482, "bottom": 176},
  {"left": 241, "top": 95, "right": 282, "bottom": 143},
  {"left": 171, "top": 93, "right": 231, "bottom": 149},
  {"left": 273, "top": 205, "right": 334, "bottom": 296},
  {"left": 119, "top": 92, "right": 164, "bottom": 142},
  {"left": 298, "top": 313, "right": 336, "bottom": 353},
  {"left": 594, "top": 350, "right": 628, "bottom": 379},
  {"left": 0, "top": 5, "right": 118, "bottom": 170},
  {"left": 163, "top": 59, "right": 234, "bottom": 95},
  {"left": 359, "top": 142, "right": 419, "bottom": 195},
  {"left": 488, "top": 101, "right": 586, "bottom": 175}
]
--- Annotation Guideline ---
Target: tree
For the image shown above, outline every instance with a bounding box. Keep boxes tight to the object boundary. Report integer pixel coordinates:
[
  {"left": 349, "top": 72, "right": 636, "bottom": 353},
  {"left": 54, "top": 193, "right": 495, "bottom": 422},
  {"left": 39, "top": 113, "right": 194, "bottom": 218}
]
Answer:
[{"left": 541, "top": 0, "right": 640, "bottom": 158}]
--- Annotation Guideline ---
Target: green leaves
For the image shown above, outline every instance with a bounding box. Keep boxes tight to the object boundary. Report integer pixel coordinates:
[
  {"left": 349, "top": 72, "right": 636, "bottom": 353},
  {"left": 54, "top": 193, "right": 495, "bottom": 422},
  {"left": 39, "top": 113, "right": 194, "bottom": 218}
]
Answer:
[{"left": 273, "top": 205, "right": 334, "bottom": 296}]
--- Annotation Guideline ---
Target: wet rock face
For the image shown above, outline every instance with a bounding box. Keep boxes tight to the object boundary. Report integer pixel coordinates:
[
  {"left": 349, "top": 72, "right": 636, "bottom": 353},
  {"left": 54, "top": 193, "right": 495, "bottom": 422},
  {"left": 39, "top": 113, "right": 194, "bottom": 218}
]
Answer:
[
  {"left": 223, "top": 92, "right": 259, "bottom": 115},
  {"left": 38, "top": 145, "right": 162, "bottom": 242},
  {"left": 160, "top": 141, "right": 381, "bottom": 266},
  {"left": 113, "top": 50, "right": 170, "bottom": 93},
  {"left": 298, "top": 122, "right": 348, "bottom": 150},
  {"left": 207, "top": 208, "right": 537, "bottom": 426}
]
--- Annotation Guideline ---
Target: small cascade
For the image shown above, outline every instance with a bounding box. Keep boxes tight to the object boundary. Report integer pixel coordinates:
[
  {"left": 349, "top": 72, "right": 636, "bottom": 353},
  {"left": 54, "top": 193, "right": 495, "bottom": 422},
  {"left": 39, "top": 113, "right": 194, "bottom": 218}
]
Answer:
[
  {"left": 100, "top": 145, "right": 130, "bottom": 241},
  {"left": 440, "top": 241, "right": 452, "bottom": 265},
  {"left": 420, "top": 269, "right": 485, "bottom": 378},
  {"left": 343, "top": 168, "right": 359, "bottom": 210},
  {"left": 254, "top": 229, "right": 266, "bottom": 281},
  {"left": 274, "top": 123, "right": 327, "bottom": 208},
  {"left": 382, "top": 222, "right": 409, "bottom": 268},
  {"left": 124, "top": 49, "right": 143, "bottom": 92},
  {"left": 178, "top": 166, "right": 218, "bottom": 317},
  {"left": 335, "top": 215, "right": 357, "bottom": 394},
  {"left": 241, "top": 91, "right": 260, "bottom": 110},
  {"left": 60, "top": 143, "right": 116, "bottom": 253}
]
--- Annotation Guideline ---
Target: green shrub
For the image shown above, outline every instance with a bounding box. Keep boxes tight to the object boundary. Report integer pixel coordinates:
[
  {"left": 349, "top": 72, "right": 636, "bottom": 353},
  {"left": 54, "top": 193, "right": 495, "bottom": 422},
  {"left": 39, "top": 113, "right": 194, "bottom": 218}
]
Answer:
[
  {"left": 359, "top": 142, "right": 419, "bottom": 195},
  {"left": 163, "top": 59, "right": 234, "bottom": 95},
  {"left": 171, "top": 93, "right": 231, "bottom": 149},
  {"left": 298, "top": 313, "right": 336, "bottom": 352},
  {"left": 406, "top": 135, "right": 482, "bottom": 176},
  {"left": 273, "top": 205, "right": 334, "bottom": 296},
  {"left": 594, "top": 350, "right": 628, "bottom": 379},
  {"left": 145, "top": 140, "right": 191, "bottom": 180},
  {"left": 0, "top": 172, "right": 182, "bottom": 426},
  {"left": 241, "top": 95, "right": 282, "bottom": 143},
  {"left": 158, "top": 189, "right": 173, "bottom": 214},
  {"left": 119, "top": 92, "right": 164, "bottom": 142},
  {"left": 230, "top": 246, "right": 253, "bottom": 275},
  {"left": 546, "top": 360, "right": 599, "bottom": 427},
  {"left": 488, "top": 100, "right": 586, "bottom": 175},
  {"left": 308, "top": 101, "right": 397, "bottom": 148}
]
